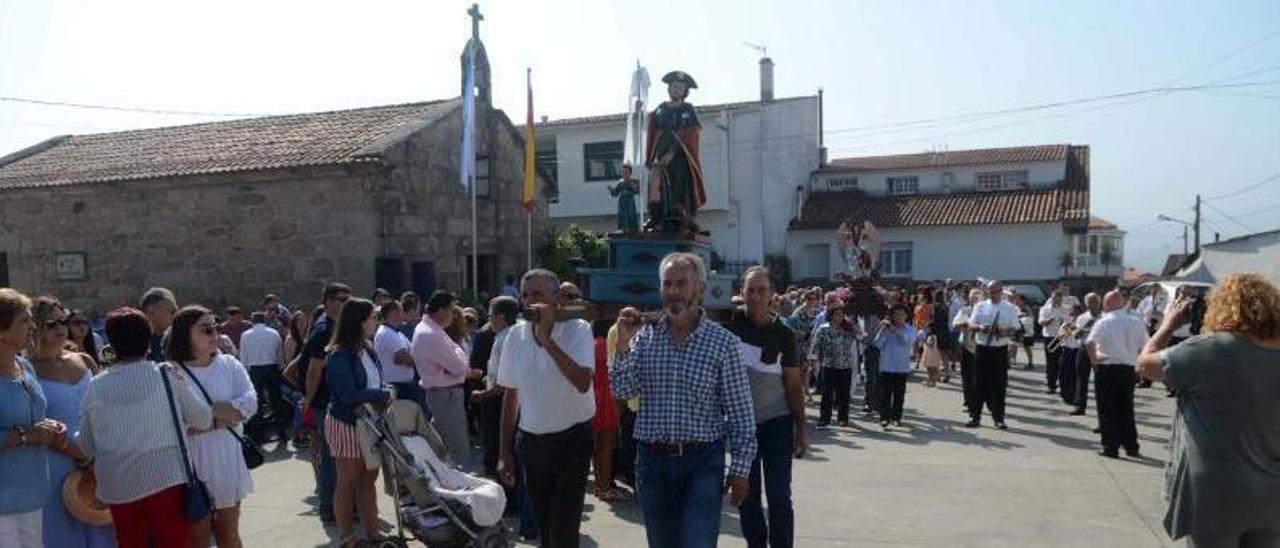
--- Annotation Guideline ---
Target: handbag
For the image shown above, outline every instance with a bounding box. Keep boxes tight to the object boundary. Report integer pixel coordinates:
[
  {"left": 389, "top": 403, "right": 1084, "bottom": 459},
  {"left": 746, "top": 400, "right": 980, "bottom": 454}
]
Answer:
[
  {"left": 178, "top": 362, "right": 266, "bottom": 470},
  {"left": 159, "top": 366, "right": 213, "bottom": 522}
]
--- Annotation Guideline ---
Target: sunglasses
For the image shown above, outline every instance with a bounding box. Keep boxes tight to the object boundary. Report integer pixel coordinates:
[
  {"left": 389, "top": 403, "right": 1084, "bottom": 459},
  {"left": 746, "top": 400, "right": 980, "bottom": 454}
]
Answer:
[{"left": 43, "top": 318, "right": 70, "bottom": 329}]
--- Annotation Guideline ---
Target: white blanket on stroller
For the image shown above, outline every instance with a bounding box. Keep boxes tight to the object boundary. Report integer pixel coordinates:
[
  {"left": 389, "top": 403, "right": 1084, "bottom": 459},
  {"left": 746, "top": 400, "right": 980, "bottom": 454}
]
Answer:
[{"left": 400, "top": 436, "right": 507, "bottom": 527}]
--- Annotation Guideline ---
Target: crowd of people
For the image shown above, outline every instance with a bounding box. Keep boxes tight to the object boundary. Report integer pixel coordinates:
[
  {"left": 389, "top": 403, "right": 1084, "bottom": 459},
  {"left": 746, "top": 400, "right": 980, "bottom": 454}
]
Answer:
[{"left": 1, "top": 257, "right": 1277, "bottom": 548}]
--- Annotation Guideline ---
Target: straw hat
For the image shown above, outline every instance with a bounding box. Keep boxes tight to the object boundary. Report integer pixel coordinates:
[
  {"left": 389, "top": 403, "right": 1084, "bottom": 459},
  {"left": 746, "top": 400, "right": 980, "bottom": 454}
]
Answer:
[{"left": 62, "top": 468, "right": 112, "bottom": 526}]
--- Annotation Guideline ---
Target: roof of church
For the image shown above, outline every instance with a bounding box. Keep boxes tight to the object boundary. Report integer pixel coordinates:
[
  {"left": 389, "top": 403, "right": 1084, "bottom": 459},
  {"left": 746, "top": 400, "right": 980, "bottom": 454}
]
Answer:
[{"left": 0, "top": 99, "right": 460, "bottom": 189}]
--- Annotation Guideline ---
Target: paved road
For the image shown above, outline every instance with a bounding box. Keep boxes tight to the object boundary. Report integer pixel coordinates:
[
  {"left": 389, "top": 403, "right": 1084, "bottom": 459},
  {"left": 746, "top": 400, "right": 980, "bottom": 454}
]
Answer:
[{"left": 242, "top": 359, "right": 1178, "bottom": 547}]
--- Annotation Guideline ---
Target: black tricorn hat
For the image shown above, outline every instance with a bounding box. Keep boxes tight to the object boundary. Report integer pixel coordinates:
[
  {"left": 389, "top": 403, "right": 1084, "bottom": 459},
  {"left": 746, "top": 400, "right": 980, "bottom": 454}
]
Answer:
[{"left": 662, "top": 70, "right": 698, "bottom": 89}]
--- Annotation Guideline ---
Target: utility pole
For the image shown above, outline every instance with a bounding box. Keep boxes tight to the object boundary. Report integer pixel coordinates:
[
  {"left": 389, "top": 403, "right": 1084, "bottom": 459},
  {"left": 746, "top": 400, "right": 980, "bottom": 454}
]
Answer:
[
  {"left": 1182, "top": 225, "right": 1188, "bottom": 255},
  {"left": 1193, "top": 194, "right": 1202, "bottom": 255}
]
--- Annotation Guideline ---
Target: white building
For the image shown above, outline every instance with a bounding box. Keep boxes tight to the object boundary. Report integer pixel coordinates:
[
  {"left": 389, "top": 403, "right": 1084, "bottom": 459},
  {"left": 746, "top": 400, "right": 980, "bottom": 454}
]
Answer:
[
  {"left": 1175, "top": 229, "right": 1280, "bottom": 288},
  {"left": 787, "top": 144, "right": 1119, "bottom": 284},
  {"left": 536, "top": 59, "right": 821, "bottom": 265}
]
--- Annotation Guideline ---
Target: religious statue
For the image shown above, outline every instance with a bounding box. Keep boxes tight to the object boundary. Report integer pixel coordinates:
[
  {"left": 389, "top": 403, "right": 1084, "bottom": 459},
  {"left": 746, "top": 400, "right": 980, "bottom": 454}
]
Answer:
[
  {"left": 644, "top": 70, "right": 707, "bottom": 235},
  {"left": 609, "top": 164, "right": 641, "bottom": 233},
  {"left": 837, "top": 220, "right": 882, "bottom": 279}
]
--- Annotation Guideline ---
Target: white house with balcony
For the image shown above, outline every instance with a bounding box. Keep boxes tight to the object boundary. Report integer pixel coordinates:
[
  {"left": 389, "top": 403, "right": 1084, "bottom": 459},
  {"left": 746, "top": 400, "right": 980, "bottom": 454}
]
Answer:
[
  {"left": 787, "top": 144, "right": 1115, "bottom": 284},
  {"left": 534, "top": 59, "right": 821, "bottom": 266}
]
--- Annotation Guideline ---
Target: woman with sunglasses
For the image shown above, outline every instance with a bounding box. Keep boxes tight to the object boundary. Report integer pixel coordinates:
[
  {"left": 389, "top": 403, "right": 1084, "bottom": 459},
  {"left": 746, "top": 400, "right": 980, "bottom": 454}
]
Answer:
[
  {"left": 323, "top": 298, "right": 394, "bottom": 547},
  {"left": 166, "top": 306, "right": 258, "bottom": 548},
  {"left": 29, "top": 296, "right": 114, "bottom": 547},
  {"left": 1, "top": 289, "right": 70, "bottom": 548},
  {"left": 66, "top": 310, "right": 103, "bottom": 368}
]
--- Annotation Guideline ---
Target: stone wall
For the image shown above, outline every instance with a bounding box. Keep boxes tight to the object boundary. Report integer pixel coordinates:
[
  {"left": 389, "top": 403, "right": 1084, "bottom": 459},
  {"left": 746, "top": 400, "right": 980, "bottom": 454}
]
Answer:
[
  {"left": 0, "top": 165, "right": 381, "bottom": 313},
  {"left": 377, "top": 103, "right": 549, "bottom": 294}
]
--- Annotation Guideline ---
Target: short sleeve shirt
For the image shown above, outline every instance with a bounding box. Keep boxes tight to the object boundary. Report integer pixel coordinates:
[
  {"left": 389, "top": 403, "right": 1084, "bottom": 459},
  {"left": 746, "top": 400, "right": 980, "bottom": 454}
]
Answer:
[
  {"left": 1158, "top": 333, "right": 1280, "bottom": 538},
  {"left": 496, "top": 320, "right": 596, "bottom": 434},
  {"left": 727, "top": 308, "right": 799, "bottom": 424}
]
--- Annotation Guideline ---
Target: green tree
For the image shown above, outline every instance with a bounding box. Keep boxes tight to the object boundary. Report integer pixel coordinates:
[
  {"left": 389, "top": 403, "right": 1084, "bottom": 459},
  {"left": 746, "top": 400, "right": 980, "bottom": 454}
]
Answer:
[
  {"left": 1099, "top": 240, "right": 1119, "bottom": 277},
  {"left": 537, "top": 224, "right": 609, "bottom": 281},
  {"left": 1058, "top": 250, "right": 1074, "bottom": 278}
]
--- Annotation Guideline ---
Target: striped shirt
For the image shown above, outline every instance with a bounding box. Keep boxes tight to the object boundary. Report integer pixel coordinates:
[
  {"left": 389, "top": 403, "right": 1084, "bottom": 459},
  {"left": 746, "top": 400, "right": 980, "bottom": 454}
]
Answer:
[
  {"left": 78, "top": 360, "right": 213, "bottom": 504},
  {"left": 610, "top": 314, "right": 757, "bottom": 478}
]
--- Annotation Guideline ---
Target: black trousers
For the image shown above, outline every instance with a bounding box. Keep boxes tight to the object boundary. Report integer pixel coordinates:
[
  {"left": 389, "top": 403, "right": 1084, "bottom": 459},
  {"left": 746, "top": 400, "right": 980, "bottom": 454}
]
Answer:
[
  {"left": 820, "top": 367, "right": 853, "bottom": 424},
  {"left": 972, "top": 345, "right": 1009, "bottom": 423},
  {"left": 1095, "top": 364, "right": 1139, "bottom": 453},
  {"left": 878, "top": 372, "right": 908, "bottom": 422},
  {"left": 1045, "top": 346, "right": 1061, "bottom": 391},
  {"left": 479, "top": 395, "right": 503, "bottom": 477},
  {"left": 1074, "top": 350, "right": 1093, "bottom": 411},
  {"left": 1059, "top": 348, "right": 1079, "bottom": 404},
  {"left": 248, "top": 365, "right": 289, "bottom": 438},
  {"left": 517, "top": 420, "right": 593, "bottom": 548},
  {"left": 960, "top": 349, "right": 977, "bottom": 413},
  {"left": 614, "top": 404, "right": 637, "bottom": 487},
  {"left": 862, "top": 345, "right": 881, "bottom": 411}
]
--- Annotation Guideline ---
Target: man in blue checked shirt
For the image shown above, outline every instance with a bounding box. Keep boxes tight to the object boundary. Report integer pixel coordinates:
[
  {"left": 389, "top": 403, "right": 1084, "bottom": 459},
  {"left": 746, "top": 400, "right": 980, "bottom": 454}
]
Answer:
[{"left": 611, "top": 252, "right": 757, "bottom": 548}]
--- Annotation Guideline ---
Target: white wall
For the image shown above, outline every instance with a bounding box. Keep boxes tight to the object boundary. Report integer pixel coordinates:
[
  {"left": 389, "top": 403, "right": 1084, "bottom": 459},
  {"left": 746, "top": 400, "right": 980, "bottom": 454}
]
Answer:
[
  {"left": 787, "top": 223, "right": 1069, "bottom": 282},
  {"left": 812, "top": 160, "right": 1066, "bottom": 196},
  {"left": 545, "top": 97, "right": 819, "bottom": 262}
]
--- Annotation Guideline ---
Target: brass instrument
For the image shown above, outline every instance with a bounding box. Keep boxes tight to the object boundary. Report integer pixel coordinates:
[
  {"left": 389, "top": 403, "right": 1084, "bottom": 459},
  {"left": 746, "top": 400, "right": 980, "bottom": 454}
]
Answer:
[{"left": 1045, "top": 323, "right": 1077, "bottom": 353}]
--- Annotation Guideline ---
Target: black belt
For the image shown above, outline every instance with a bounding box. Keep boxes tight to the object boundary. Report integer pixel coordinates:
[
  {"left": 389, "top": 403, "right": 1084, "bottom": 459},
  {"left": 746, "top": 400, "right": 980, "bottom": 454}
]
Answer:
[
  {"left": 518, "top": 420, "right": 592, "bottom": 444},
  {"left": 640, "top": 440, "right": 716, "bottom": 456}
]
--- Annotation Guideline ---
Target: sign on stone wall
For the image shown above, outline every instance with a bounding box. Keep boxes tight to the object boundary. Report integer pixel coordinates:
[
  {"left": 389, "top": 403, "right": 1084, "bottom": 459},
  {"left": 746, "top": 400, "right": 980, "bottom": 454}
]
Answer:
[{"left": 55, "top": 252, "right": 87, "bottom": 281}]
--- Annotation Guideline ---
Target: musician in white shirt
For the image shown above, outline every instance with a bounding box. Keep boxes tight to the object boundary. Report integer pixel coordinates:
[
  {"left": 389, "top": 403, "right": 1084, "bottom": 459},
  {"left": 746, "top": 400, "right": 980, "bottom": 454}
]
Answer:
[
  {"left": 951, "top": 288, "right": 983, "bottom": 416},
  {"left": 964, "top": 280, "right": 1022, "bottom": 429},
  {"left": 1085, "top": 290, "right": 1150, "bottom": 458},
  {"left": 1068, "top": 293, "right": 1103, "bottom": 416},
  {"left": 1039, "top": 291, "right": 1073, "bottom": 396}
]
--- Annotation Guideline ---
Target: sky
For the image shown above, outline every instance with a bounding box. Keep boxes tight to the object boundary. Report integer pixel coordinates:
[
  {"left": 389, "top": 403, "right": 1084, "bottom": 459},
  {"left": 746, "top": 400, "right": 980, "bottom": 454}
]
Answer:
[{"left": 2, "top": 0, "right": 1278, "bottom": 272}]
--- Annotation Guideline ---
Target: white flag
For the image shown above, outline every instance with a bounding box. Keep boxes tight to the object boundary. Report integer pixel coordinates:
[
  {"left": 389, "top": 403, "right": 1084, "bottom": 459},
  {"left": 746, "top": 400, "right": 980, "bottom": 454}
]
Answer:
[
  {"left": 623, "top": 62, "right": 650, "bottom": 169},
  {"left": 460, "top": 41, "right": 476, "bottom": 192}
]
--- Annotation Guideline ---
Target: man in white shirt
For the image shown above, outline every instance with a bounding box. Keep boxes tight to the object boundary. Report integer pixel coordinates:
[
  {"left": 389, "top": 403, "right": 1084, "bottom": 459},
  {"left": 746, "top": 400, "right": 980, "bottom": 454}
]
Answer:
[
  {"left": 497, "top": 270, "right": 595, "bottom": 546},
  {"left": 965, "top": 280, "right": 1022, "bottom": 429},
  {"left": 240, "top": 312, "right": 287, "bottom": 441},
  {"left": 952, "top": 288, "right": 983, "bottom": 416},
  {"left": 374, "top": 301, "right": 426, "bottom": 413},
  {"left": 1086, "top": 290, "right": 1150, "bottom": 458},
  {"left": 468, "top": 296, "right": 519, "bottom": 478},
  {"left": 1068, "top": 293, "right": 1104, "bottom": 416},
  {"left": 1039, "top": 291, "right": 1074, "bottom": 396}
]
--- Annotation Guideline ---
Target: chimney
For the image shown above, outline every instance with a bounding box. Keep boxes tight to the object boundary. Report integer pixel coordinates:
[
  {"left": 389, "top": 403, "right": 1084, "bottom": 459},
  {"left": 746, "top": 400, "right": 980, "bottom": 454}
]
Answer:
[
  {"left": 759, "top": 57, "right": 774, "bottom": 102},
  {"left": 1214, "top": 232, "right": 1220, "bottom": 243}
]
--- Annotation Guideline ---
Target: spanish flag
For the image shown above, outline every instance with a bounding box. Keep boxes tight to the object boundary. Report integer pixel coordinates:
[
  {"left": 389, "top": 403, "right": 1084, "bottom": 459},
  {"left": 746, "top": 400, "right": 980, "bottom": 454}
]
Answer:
[{"left": 522, "top": 68, "right": 536, "bottom": 212}]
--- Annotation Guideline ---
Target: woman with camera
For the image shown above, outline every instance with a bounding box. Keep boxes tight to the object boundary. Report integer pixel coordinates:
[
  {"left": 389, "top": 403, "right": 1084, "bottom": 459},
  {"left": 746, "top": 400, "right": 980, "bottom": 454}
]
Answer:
[{"left": 1137, "top": 273, "right": 1280, "bottom": 548}]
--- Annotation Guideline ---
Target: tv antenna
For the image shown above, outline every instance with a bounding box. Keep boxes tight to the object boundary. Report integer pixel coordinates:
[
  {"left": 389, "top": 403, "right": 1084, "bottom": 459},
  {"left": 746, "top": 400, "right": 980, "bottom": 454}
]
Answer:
[{"left": 742, "top": 42, "right": 768, "bottom": 57}]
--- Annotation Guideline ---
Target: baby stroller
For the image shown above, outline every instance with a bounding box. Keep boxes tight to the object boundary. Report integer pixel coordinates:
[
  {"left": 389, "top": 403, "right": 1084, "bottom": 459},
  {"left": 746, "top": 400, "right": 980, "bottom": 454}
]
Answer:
[{"left": 356, "top": 400, "right": 510, "bottom": 547}]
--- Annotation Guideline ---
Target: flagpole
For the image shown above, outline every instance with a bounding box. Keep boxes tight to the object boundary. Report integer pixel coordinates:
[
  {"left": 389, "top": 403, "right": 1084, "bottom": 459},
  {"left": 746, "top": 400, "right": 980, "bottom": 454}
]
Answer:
[{"left": 526, "top": 209, "right": 532, "bottom": 271}]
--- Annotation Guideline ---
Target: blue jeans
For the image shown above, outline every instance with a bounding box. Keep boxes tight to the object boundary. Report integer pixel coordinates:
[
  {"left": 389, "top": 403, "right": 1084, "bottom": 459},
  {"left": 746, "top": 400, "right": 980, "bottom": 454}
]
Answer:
[
  {"left": 636, "top": 440, "right": 726, "bottom": 548},
  {"left": 313, "top": 409, "right": 336, "bottom": 519},
  {"left": 740, "top": 415, "right": 794, "bottom": 548}
]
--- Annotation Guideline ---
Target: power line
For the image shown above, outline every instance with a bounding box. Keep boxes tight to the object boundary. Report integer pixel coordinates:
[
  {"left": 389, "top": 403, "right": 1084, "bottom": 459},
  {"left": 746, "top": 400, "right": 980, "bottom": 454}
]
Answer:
[
  {"left": 1203, "top": 173, "right": 1280, "bottom": 201},
  {"left": 1165, "top": 27, "right": 1280, "bottom": 86},
  {"left": 0, "top": 96, "right": 270, "bottom": 118},
  {"left": 1203, "top": 202, "right": 1258, "bottom": 232}
]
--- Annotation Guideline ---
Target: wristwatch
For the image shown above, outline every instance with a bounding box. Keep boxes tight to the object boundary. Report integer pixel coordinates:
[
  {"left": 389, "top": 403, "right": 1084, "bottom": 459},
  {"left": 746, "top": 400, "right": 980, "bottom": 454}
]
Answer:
[{"left": 12, "top": 427, "right": 26, "bottom": 447}]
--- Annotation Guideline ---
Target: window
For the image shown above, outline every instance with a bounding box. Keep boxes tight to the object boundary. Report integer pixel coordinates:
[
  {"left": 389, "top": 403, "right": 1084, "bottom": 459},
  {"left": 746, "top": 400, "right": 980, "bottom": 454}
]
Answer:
[
  {"left": 535, "top": 149, "right": 559, "bottom": 203},
  {"left": 583, "top": 141, "right": 624, "bottom": 182},
  {"left": 825, "top": 177, "right": 858, "bottom": 191},
  {"left": 887, "top": 176, "right": 919, "bottom": 196},
  {"left": 475, "top": 156, "right": 491, "bottom": 198},
  {"left": 976, "top": 170, "right": 1029, "bottom": 191},
  {"left": 804, "top": 244, "right": 831, "bottom": 278},
  {"left": 878, "top": 242, "right": 913, "bottom": 276}
]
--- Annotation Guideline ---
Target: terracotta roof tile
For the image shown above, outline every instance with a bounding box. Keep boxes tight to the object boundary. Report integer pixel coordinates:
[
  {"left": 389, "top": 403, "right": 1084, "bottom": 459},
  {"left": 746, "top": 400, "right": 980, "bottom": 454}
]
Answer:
[
  {"left": 790, "top": 186, "right": 1089, "bottom": 230},
  {"left": 0, "top": 99, "right": 459, "bottom": 189},
  {"left": 1088, "top": 216, "right": 1118, "bottom": 230},
  {"left": 822, "top": 144, "right": 1071, "bottom": 172}
]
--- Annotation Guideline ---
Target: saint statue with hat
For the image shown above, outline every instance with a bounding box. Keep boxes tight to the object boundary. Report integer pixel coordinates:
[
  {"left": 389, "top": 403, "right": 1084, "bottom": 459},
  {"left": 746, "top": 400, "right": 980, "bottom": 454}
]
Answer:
[{"left": 644, "top": 70, "right": 707, "bottom": 234}]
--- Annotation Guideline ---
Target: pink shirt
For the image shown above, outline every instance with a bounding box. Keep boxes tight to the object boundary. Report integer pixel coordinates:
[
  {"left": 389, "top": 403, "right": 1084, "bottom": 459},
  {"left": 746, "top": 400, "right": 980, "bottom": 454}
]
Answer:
[{"left": 411, "top": 316, "right": 470, "bottom": 388}]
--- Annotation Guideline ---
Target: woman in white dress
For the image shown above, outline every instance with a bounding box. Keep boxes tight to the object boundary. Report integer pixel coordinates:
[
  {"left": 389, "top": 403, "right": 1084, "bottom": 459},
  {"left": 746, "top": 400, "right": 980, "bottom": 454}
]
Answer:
[{"left": 166, "top": 306, "right": 257, "bottom": 548}]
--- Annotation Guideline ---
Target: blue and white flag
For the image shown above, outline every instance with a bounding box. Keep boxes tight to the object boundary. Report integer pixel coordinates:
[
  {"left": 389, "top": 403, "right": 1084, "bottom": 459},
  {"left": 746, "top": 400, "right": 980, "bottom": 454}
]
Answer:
[{"left": 460, "top": 40, "right": 476, "bottom": 193}]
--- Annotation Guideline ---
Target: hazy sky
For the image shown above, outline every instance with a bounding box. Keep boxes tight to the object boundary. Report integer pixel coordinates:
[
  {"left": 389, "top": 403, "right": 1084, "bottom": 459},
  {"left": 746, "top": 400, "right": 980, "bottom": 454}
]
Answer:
[{"left": 3, "top": 0, "right": 1278, "bottom": 271}]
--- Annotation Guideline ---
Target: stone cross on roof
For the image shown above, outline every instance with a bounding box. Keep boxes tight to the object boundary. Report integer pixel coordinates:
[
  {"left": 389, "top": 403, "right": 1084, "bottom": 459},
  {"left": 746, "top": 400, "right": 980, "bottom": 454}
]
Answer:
[{"left": 468, "top": 3, "right": 483, "bottom": 40}]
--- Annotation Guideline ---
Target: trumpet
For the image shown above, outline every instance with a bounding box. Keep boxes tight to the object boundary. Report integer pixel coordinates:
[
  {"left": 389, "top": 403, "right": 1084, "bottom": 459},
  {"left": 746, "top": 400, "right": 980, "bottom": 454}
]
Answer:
[{"left": 1045, "top": 324, "right": 1077, "bottom": 353}]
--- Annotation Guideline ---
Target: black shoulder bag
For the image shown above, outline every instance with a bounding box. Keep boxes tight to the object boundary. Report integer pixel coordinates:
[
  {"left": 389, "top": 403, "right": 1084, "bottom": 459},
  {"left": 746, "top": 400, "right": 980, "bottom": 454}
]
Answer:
[
  {"left": 178, "top": 362, "right": 266, "bottom": 470},
  {"left": 159, "top": 366, "right": 214, "bottom": 521}
]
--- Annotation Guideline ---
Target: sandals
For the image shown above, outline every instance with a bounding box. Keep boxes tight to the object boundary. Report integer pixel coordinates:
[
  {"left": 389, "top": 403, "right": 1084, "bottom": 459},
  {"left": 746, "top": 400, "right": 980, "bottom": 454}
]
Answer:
[{"left": 594, "top": 485, "right": 630, "bottom": 502}]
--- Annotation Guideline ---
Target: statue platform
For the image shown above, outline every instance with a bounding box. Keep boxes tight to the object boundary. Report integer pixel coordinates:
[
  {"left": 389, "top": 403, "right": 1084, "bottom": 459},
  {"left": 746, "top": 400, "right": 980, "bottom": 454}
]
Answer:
[{"left": 580, "top": 236, "right": 735, "bottom": 309}]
